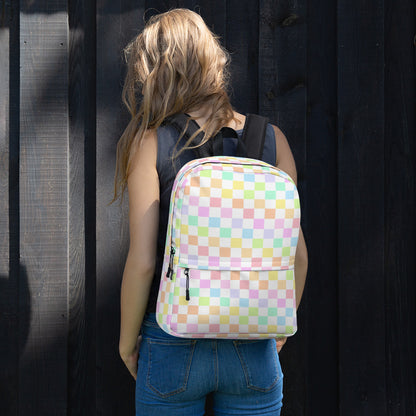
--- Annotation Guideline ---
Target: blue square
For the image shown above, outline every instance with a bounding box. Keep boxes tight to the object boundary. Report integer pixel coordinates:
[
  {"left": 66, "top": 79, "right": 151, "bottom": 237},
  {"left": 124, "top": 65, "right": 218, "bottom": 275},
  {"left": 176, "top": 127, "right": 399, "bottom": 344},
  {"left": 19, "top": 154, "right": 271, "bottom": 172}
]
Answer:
[
  {"left": 244, "top": 173, "right": 255, "bottom": 182},
  {"left": 291, "top": 237, "right": 298, "bottom": 247},
  {"left": 278, "top": 316, "right": 286, "bottom": 326},
  {"left": 209, "top": 217, "right": 221, "bottom": 228},
  {"left": 285, "top": 190, "right": 294, "bottom": 199},
  {"left": 242, "top": 228, "right": 253, "bottom": 239},
  {"left": 210, "top": 288, "right": 221, "bottom": 298},
  {"left": 239, "top": 298, "right": 249, "bottom": 307}
]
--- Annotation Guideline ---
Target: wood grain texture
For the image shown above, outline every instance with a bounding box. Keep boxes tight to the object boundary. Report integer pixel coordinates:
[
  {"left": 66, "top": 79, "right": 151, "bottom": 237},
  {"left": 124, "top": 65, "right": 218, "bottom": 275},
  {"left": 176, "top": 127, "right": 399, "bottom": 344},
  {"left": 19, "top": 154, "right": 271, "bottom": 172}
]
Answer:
[
  {"left": 225, "top": 0, "right": 259, "bottom": 113},
  {"left": 67, "top": 0, "right": 97, "bottom": 415},
  {"left": 0, "top": 3, "right": 17, "bottom": 414},
  {"left": 337, "top": 1, "right": 387, "bottom": 414},
  {"left": 304, "top": 0, "right": 339, "bottom": 414},
  {"left": 96, "top": 2, "right": 143, "bottom": 415},
  {"left": 0, "top": 4, "right": 10, "bottom": 276},
  {"left": 18, "top": 4, "right": 69, "bottom": 414},
  {"left": 384, "top": 0, "right": 416, "bottom": 414},
  {"left": 258, "top": 1, "right": 307, "bottom": 415}
]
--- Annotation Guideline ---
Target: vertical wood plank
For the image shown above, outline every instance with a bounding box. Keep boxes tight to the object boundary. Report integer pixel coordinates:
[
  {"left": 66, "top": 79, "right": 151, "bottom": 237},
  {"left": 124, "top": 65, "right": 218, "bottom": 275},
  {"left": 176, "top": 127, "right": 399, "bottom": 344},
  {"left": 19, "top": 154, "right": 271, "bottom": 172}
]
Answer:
[
  {"left": 96, "top": 1, "right": 144, "bottom": 414},
  {"left": 0, "top": 2, "right": 18, "bottom": 414},
  {"left": 19, "top": 3, "right": 69, "bottom": 414},
  {"left": 337, "top": 1, "right": 386, "bottom": 414},
  {"left": 225, "top": 0, "right": 259, "bottom": 113},
  {"left": 304, "top": 0, "right": 339, "bottom": 414},
  {"left": 258, "top": 1, "right": 307, "bottom": 415},
  {"left": 0, "top": 2, "right": 10, "bottom": 277},
  {"left": 68, "top": 0, "right": 97, "bottom": 414},
  {"left": 384, "top": 0, "right": 416, "bottom": 413}
]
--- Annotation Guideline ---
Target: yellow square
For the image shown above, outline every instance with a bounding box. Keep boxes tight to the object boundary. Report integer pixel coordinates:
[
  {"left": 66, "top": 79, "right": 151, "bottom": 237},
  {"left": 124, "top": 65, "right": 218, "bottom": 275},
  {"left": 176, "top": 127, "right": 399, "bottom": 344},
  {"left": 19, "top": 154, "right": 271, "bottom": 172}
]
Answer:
[
  {"left": 263, "top": 248, "right": 273, "bottom": 258},
  {"left": 230, "top": 306, "right": 239, "bottom": 316},
  {"left": 268, "top": 271, "right": 279, "bottom": 281},
  {"left": 220, "top": 315, "right": 230, "bottom": 324},
  {"left": 231, "top": 238, "right": 242, "bottom": 248},
  {"left": 222, "top": 189, "right": 233, "bottom": 198},
  {"left": 234, "top": 180, "right": 244, "bottom": 190},
  {"left": 179, "top": 295, "right": 188, "bottom": 306},
  {"left": 276, "top": 199, "right": 286, "bottom": 209},
  {"left": 181, "top": 224, "right": 188, "bottom": 235}
]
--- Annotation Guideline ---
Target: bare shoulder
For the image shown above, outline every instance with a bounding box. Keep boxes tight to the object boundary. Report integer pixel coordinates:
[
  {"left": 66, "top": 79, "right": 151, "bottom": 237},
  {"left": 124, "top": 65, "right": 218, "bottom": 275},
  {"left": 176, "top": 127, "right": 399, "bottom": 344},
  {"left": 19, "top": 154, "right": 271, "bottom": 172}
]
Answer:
[
  {"left": 129, "top": 128, "right": 158, "bottom": 175},
  {"left": 271, "top": 124, "right": 298, "bottom": 184}
]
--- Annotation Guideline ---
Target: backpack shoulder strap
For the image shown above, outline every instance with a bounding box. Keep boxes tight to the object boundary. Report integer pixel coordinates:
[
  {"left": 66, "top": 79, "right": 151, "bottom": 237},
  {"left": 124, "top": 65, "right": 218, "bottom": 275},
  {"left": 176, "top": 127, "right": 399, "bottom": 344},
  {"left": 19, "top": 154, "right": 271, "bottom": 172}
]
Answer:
[{"left": 241, "top": 114, "right": 268, "bottom": 160}]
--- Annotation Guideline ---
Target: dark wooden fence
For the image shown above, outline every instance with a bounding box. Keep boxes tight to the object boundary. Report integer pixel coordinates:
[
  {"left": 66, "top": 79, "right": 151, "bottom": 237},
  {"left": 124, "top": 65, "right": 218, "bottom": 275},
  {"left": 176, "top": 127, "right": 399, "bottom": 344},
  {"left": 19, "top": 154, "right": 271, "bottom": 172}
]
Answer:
[{"left": 1, "top": 1, "right": 415, "bottom": 415}]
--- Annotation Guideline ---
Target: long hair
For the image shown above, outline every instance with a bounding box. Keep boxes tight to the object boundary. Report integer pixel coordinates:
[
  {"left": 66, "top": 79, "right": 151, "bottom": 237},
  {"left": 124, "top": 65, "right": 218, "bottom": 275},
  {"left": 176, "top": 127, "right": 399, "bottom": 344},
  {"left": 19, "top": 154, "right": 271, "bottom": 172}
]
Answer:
[{"left": 113, "top": 8, "right": 235, "bottom": 201}]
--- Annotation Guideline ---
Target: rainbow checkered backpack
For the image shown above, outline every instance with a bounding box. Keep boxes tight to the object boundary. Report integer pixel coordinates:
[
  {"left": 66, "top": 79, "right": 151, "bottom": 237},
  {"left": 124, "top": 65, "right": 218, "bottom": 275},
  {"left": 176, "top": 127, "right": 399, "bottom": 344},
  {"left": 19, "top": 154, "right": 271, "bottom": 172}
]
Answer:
[{"left": 156, "top": 115, "right": 300, "bottom": 339}]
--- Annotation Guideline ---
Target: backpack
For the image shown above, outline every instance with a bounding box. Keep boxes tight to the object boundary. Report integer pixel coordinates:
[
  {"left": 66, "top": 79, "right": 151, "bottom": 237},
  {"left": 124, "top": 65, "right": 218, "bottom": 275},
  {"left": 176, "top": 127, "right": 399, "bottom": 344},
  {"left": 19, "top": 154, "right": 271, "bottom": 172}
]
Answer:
[{"left": 156, "top": 114, "right": 300, "bottom": 339}]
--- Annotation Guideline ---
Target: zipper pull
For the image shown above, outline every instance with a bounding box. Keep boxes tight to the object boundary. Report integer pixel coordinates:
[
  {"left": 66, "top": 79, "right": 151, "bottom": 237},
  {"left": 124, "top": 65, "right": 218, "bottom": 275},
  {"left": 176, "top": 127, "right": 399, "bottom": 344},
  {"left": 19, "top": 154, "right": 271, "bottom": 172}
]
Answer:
[
  {"left": 184, "top": 268, "right": 190, "bottom": 301},
  {"left": 166, "top": 246, "right": 175, "bottom": 279}
]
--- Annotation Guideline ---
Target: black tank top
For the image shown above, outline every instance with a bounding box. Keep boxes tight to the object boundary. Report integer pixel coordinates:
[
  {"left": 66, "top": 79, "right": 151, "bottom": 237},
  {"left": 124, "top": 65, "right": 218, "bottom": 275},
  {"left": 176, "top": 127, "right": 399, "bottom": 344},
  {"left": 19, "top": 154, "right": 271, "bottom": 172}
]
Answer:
[{"left": 146, "top": 122, "right": 277, "bottom": 312}]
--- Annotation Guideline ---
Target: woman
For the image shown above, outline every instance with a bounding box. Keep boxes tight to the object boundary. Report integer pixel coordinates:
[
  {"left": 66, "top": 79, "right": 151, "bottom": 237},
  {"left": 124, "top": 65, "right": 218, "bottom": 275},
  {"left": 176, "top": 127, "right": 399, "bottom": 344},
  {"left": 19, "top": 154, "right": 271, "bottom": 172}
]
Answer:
[{"left": 115, "top": 8, "right": 308, "bottom": 416}]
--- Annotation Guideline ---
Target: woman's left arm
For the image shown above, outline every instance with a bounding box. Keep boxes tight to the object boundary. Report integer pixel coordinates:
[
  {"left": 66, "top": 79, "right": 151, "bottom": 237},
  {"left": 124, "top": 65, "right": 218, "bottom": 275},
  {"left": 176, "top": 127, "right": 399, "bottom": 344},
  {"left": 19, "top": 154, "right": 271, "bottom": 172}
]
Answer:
[{"left": 119, "top": 129, "right": 159, "bottom": 379}]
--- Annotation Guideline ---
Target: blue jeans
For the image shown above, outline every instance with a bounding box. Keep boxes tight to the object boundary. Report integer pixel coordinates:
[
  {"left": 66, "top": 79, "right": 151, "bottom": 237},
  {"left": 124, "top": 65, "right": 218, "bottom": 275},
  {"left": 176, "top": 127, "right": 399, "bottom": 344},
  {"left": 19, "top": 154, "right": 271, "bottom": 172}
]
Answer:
[{"left": 136, "top": 314, "right": 283, "bottom": 415}]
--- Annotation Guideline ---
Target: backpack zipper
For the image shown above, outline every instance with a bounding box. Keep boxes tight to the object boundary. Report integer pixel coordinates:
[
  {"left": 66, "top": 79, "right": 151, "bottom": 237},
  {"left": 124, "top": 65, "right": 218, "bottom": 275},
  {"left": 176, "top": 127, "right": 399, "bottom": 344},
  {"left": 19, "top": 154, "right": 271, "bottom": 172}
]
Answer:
[
  {"left": 166, "top": 246, "right": 175, "bottom": 279},
  {"left": 184, "top": 268, "right": 190, "bottom": 301}
]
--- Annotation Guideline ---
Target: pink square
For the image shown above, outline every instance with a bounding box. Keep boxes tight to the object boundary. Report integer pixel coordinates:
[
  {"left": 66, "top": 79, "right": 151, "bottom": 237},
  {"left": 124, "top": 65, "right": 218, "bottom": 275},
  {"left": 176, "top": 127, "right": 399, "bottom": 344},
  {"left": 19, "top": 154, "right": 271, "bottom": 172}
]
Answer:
[
  {"left": 198, "top": 246, "right": 209, "bottom": 256},
  {"left": 251, "top": 258, "right": 263, "bottom": 267},
  {"left": 187, "top": 323, "right": 199, "bottom": 332},
  {"left": 283, "top": 228, "right": 292, "bottom": 237},
  {"left": 200, "top": 279, "right": 211, "bottom": 288},
  {"left": 230, "top": 258, "right": 241, "bottom": 267},
  {"left": 189, "top": 196, "right": 199, "bottom": 206},
  {"left": 211, "top": 270, "right": 221, "bottom": 280},
  {"left": 240, "top": 280, "right": 249, "bottom": 289},
  {"left": 199, "top": 206, "right": 210, "bottom": 217},
  {"left": 208, "top": 257, "right": 220, "bottom": 267},
  {"left": 210, "top": 197, "right": 222, "bottom": 207},
  {"left": 249, "top": 289, "right": 259, "bottom": 299},
  {"left": 254, "top": 219, "right": 264, "bottom": 229},
  {"left": 275, "top": 219, "right": 284, "bottom": 228},
  {"left": 172, "top": 304, "right": 179, "bottom": 314},
  {"left": 277, "top": 298, "right": 286, "bottom": 307},
  {"left": 221, "top": 207, "right": 233, "bottom": 218},
  {"left": 244, "top": 209, "right": 254, "bottom": 219},
  {"left": 209, "top": 324, "right": 220, "bottom": 333}
]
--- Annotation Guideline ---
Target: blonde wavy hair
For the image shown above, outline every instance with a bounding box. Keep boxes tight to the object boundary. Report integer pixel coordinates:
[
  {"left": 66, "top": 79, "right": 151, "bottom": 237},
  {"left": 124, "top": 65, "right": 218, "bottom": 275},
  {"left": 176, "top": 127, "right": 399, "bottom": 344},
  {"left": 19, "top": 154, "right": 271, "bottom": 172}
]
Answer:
[{"left": 113, "top": 8, "right": 235, "bottom": 201}]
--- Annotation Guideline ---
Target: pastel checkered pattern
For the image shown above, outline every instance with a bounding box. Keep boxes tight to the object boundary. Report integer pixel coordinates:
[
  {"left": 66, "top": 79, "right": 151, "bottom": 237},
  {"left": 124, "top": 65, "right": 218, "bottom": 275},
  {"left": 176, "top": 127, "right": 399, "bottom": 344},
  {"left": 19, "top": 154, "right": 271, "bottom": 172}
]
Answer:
[{"left": 156, "top": 156, "right": 300, "bottom": 339}]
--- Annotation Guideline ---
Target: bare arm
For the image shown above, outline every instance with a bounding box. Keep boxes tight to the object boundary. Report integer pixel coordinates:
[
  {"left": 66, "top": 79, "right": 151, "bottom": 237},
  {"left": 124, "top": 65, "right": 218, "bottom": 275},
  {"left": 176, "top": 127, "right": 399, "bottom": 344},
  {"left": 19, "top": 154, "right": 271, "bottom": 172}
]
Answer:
[
  {"left": 119, "top": 129, "right": 159, "bottom": 379},
  {"left": 273, "top": 125, "right": 308, "bottom": 310}
]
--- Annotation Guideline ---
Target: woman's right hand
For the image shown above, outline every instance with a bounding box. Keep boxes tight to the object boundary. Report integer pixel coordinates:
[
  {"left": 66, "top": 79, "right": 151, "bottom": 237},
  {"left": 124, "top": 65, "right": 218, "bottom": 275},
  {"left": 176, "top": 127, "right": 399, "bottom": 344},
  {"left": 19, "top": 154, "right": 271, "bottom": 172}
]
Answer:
[
  {"left": 276, "top": 337, "right": 287, "bottom": 353},
  {"left": 120, "top": 335, "right": 142, "bottom": 380}
]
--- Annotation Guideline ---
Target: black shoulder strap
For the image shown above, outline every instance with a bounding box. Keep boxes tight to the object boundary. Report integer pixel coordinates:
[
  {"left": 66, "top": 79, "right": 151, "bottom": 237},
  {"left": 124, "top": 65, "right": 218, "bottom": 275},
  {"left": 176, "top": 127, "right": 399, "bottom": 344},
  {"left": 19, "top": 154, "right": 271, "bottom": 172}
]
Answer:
[
  {"left": 164, "top": 113, "right": 268, "bottom": 159},
  {"left": 241, "top": 114, "right": 268, "bottom": 160}
]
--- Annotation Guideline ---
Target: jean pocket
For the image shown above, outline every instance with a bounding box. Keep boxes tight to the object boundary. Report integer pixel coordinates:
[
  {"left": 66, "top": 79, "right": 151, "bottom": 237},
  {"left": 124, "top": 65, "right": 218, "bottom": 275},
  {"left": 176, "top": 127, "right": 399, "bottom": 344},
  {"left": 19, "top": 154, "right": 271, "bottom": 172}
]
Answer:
[
  {"left": 233, "top": 340, "right": 281, "bottom": 392},
  {"left": 146, "top": 339, "right": 196, "bottom": 398}
]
